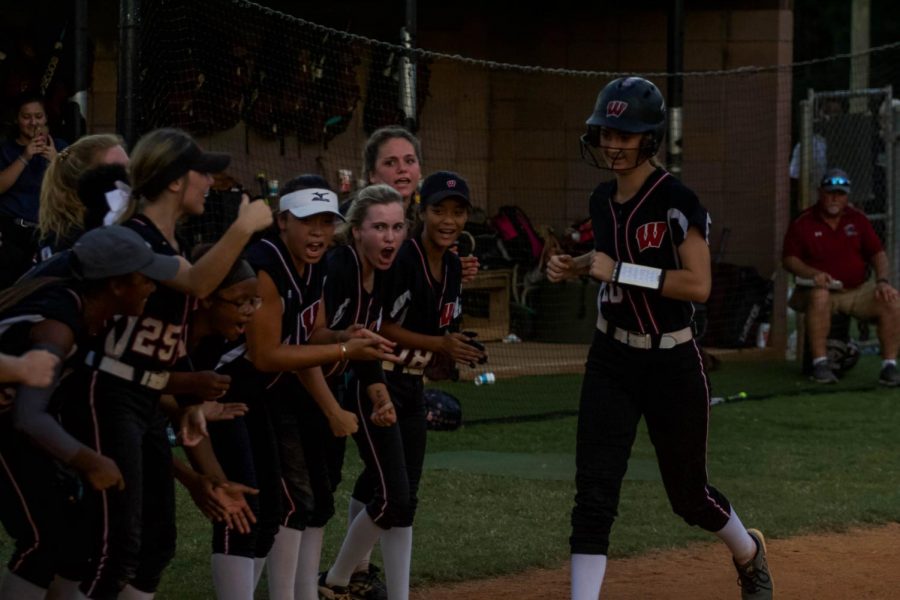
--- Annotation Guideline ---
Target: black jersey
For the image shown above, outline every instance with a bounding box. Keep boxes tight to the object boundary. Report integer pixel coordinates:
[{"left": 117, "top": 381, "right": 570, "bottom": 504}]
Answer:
[
  {"left": 381, "top": 236, "right": 462, "bottom": 369},
  {"left": 324, "top": 245, "right": 384, "bottom": 333},
  {"left": 0, "top": 282, "right": 87, "bottom": 460},
  {"left": 589, "top": 167, "right": 710, "bottom": 334},
  {"left": 322, "top": 244, "right": 385, "bottom": 380},
  {"left": 97, "top": 216, "right": 191, "bottom": 370},
  {"left": 0, "top": 282, "right": 84, "bottom": 359},
  {"left": 245, "top": 234, "right": 323, "bottom": 347}
]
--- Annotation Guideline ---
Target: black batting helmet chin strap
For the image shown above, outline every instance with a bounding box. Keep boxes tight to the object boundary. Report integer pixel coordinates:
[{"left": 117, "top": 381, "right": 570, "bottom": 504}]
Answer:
[{"left": 579, "top": 131, "right": 657, "bottom": 172}]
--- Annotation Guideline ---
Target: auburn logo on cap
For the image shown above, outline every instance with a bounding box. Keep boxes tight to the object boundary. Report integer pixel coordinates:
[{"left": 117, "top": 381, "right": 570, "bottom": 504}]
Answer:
[
  {"left": 446, "top": 179, "right": 457, "bottom": 188},
  {"left": 607, "top": 101, "right": 629, "bottom": 118}
]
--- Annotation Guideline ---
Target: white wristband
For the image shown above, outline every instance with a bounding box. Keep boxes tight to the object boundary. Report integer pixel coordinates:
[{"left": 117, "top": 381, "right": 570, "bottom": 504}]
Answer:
[{"left": 613, "top": 261, "right": 664, "bottom": 290}]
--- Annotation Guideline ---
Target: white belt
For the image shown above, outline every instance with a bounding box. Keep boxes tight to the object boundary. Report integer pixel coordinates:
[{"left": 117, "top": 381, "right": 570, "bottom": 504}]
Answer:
[
  {"left": 86, "top": 351, "right": 171, "bottom": 391},
  {"left": 381, "top": 360, "right": 424, "bottom": 376},
  {"left": 596, "top": 314, "right": 692, "bottom": 350}
]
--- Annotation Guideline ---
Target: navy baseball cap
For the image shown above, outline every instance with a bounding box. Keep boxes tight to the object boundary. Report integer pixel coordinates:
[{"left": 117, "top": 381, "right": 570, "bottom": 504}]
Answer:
[
  {"left": 135, "top": 137, "right": 231, "bottom": 198},
  {"left": 73, "top": 226, "right": 181, "bottom": 281},
  {"left": 420, "top": 171, "right": 471, "bottom": 207},
  {"left": 820, "top": 168, "right": 851, "bottom": 194}
]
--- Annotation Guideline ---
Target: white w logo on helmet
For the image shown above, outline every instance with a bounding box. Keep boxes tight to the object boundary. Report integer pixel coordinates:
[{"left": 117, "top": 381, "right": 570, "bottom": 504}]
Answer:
[{"left": 606, "top": 100, "right": 629, "bottom": 118}]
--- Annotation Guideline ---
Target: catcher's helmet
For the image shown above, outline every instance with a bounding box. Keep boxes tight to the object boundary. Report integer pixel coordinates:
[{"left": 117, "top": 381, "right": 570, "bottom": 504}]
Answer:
[
  {"left": 581, "top": 77, "right": 667, "bottom": 164},
  {"left": 423, "top": 388, "right": 462, "bottom": 431}
]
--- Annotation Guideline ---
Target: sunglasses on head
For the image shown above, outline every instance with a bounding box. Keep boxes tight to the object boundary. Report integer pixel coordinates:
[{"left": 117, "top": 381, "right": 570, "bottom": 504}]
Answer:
[{"left": 822, "top": 176, "right": 850, "bottom": 187}]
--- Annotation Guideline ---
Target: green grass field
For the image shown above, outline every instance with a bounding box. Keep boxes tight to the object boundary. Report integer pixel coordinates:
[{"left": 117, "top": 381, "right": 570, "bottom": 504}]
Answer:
[{"left": 3, "top": 356, "right": 899, "bottom": 598}]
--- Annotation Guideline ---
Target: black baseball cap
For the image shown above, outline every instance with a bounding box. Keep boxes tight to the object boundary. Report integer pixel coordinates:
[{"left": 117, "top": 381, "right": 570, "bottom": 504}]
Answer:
[
  {"left": 420, "top": 171, "right": 471, "bottom": 207},
  {"left": 136, "top": 139, "right": 231, "bottom": 198},
  {"left": 820, "top": 168, "right": 851, "bottom": 194},
  {"left": 73, "top": 226, "right": 181, "bottom": 281}
]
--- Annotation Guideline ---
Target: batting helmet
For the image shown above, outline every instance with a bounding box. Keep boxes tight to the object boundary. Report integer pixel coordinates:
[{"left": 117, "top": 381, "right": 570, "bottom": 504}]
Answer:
[
  {"left": 580, "top": 77, "right": 666, "bottom": 165},
  {"left": 423, "top": 388, "right": 462, "bottom": 431}
]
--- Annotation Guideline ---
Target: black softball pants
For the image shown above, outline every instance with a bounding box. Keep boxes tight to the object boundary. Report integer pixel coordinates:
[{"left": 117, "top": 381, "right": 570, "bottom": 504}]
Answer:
[
  {"left": 269, "top": 378, "right": 339, "bottom": 530},
  {"left": 209, "top": 387, "right": 283, "bottom": 558},
  {"left": 350, "top": 372, "right": 427, "bottom": 529},
  {"left": 77, "top": 372, "right": 175, "bottom": 599},
  {"left": 0, "top": 419, "right": 81, "bottom": 588},
  {"left": 570, "top": 330, "right": 732, "bottom": 555}
]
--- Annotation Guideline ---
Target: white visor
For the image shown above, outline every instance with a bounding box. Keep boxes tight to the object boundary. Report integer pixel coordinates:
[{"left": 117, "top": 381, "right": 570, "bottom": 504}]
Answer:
[{"left": 278, "top": 188, "right": 345, "bottom": 221}]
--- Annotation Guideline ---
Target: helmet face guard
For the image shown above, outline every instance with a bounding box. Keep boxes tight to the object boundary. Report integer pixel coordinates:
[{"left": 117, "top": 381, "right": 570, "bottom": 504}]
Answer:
[
  {"left": 579, "top": 127, "right": 662, "bottom": 172},
  {"left": 580, "top": 77, "right": 666, "bottom": 172}
]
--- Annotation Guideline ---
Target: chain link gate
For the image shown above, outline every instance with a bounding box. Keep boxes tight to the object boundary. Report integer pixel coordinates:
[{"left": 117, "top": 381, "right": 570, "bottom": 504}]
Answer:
[{"left": 798, "top": 86, "right": 897, "bottom": 285}]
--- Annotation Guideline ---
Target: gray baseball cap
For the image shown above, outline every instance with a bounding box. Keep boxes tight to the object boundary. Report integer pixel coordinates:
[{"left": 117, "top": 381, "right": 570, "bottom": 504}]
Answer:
[
  {"left": 73, "top": 226, "right": 181, "bottom": 281},
  {"left": 820, "top": 168, "right": 851, "bottom": 194}
]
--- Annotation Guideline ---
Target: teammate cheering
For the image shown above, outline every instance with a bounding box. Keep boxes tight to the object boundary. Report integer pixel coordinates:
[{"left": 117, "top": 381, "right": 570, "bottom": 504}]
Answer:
[
  {"left": 315, "top": 183, "right": 405, "bottom": 600},
  {"left": 75, "top": 128, "right": 272, "bottom": 600},
  {"left": 319, "top": 171, "right": 485, "bottom": 600},
  {"left": 548, "top": 77, "right": 773, "bottom": 600},
  {"left": 358, "top": 126, "right": 478, "bottom": 285},
  {"left": 0, "top": 226, "right": 178, "bottom": 600},
  {"left": 241, "top": 175, "right": 395, "bottom": 600}
]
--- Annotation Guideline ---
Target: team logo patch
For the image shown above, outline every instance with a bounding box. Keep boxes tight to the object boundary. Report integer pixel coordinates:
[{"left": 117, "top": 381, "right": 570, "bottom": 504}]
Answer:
[
  {"left": 446, "top": 179, "right": 457, "bottom": 188},
  {"left": 439, "top": 301, "right": 457, "bottom": 328},
  {"left": 606, "top": 100, "right": 629, "bottom": 118},
  {"left": 844, "top": 223, "right": 858, "bottom": 237},
  {"left": 635, "top": 221, "right": 667, "bottom": 251},
  {"left": 300, "top": 301, "right": 320, "bottom": 341}
]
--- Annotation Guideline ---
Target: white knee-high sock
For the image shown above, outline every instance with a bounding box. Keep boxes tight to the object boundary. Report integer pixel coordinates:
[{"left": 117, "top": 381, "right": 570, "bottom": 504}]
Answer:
[
  {"left": 347, "top": 498, "right": 373, "bottom": 573},
  {"left": 714, "top": 508, "right": 757, "bottom": 564},
  {"left": 380, "top": 526, "right": 412, "bottom": 600},
  {"left": 253, "top": 557, "right": 267, "bottom": 589},
  {"left": 211, "top": 554, "right": 256, "bottom": 600},
  {"left": 327, "top": 510, "right": 383, "bottom": 587},
  {"left": 294, "top": 526, "right": 325, "bottom": 600},
  {"left": 0, "top": 572, "right": 46, "bottom": 600},
  {"left": 266, "top": 525, "right": 303, "bottom": 600},
  {"left": 117, "top": 584, "right": 155, "bottom": 599},
  {"left": 46, "top": 576, "right": 88, "bottom": 600},
  {"left": 570, "top": 553, "right": 607, "bottom": 600}
]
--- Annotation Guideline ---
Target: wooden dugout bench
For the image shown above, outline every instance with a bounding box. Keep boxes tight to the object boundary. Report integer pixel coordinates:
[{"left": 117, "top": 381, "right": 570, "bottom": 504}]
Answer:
[{"left": 461, "top": 268, "right": 511, "bottom": 342}]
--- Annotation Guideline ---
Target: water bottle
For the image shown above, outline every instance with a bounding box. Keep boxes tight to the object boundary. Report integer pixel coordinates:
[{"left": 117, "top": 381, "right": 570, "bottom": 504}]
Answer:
[
  {"left": 267, "top": 179, "right": 280, "bottom": 207},
  {"left": 756, "top": 322, "right": 770, "bottom": 348},
  {"left": 474, "top": 372, "right": 495, "bottom": 386},
  {"left": 786, "top": 330, "right": 797, "bottom": 360}
]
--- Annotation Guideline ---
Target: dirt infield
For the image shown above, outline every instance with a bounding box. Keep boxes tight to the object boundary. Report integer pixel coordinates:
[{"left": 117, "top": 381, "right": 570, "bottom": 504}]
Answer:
[{"left": 412, "top": 523, "right": 900, "bottom": 599}]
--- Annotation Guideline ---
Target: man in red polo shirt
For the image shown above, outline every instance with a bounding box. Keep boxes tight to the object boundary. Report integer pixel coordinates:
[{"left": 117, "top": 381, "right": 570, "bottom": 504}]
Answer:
[{"left": 783, "top": 168, "right": 900, "bottom": 385}]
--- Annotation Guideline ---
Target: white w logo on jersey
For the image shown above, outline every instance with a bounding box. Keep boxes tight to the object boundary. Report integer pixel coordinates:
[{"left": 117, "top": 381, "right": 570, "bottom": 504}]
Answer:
[
  {"left": 390, "top": 290, "right": 412, "bottom": 321},
  {"left": 329, "top": 298, "right": 351, "bottom": 328}
]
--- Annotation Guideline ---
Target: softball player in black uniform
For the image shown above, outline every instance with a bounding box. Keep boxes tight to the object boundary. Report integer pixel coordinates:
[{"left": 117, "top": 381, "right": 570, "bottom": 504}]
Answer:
[
  {"left": 316, "top": 184, "right": 405, "bottom": 600},
  {"left": 0, "top": 226, "right": 176, "bottom": 600},
  {"left": 320, "top": 171, "right": 485, "bottom": 600},
  {"left": 238, "top": 175, "right": 393, "bottom": 600},
  {"left": 548, "top": 77, "right": 772, "bottom": 600},
  {"left": 75, "top": 128, "right": 272, "bottom": 600},
  {"left": 174, "top": 251, "right": 278, "bottom": 600}
]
